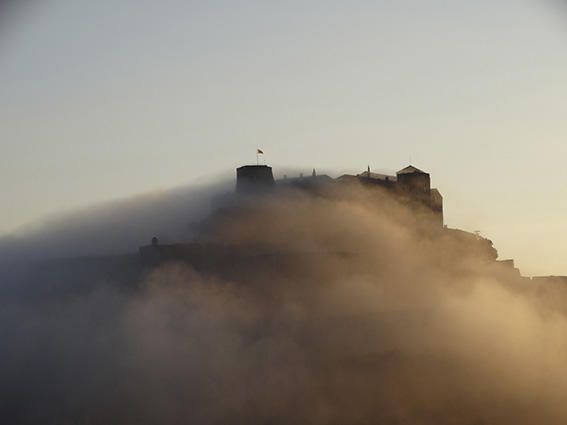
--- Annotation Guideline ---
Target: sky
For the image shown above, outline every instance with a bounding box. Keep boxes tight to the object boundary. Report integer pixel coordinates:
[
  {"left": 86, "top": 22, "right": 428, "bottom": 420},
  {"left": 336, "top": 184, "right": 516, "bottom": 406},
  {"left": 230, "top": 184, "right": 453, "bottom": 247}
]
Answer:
[{"left": 1, "top": 0, "right": 567, "bottom": 275}]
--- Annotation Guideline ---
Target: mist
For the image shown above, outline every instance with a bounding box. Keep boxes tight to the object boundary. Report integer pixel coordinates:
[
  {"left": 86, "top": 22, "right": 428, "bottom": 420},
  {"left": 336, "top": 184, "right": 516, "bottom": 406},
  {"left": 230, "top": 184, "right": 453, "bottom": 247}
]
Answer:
[
  {"left": 0, "top": 181, "right": 229, "bottom": 263},
  {"left": 1, "top": 180, "right": 567, "bottom": 424}
]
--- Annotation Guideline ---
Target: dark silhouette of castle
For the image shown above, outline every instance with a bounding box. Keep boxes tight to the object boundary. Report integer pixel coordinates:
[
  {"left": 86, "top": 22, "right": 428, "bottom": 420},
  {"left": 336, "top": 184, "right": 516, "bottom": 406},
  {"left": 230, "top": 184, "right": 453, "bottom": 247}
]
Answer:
[
  {"left": 143, "top": 163, "right": 555, "bottom": 279},
  {"left": 137, "top": 162, "right": 565, "bottom": 283},
  {"left": 340, "top": 165, "right": 443, "bottom": 226},
  {"left": 236, "top": 163, "right": 444, "bottom": 227}
]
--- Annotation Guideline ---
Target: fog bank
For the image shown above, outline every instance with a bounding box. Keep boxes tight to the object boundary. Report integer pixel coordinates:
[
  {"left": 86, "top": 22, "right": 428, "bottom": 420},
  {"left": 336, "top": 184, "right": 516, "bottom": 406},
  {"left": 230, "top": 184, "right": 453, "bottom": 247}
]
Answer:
[{"left": 1, "top": 183, "right": 566, "bottom": 424}]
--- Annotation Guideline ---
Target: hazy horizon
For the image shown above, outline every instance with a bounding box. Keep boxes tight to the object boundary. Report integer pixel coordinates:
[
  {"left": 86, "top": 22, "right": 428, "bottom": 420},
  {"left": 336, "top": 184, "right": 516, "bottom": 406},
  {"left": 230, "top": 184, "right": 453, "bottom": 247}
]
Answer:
[{"left": 2, "top": 0, "right": 567, "bottom": 275}]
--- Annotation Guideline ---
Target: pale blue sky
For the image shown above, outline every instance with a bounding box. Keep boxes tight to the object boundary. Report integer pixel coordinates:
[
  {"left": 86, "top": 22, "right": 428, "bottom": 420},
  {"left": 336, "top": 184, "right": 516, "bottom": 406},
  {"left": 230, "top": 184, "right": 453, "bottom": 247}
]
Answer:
[{"left": 1, "top": 0, "right": 567, "bottom": 275}]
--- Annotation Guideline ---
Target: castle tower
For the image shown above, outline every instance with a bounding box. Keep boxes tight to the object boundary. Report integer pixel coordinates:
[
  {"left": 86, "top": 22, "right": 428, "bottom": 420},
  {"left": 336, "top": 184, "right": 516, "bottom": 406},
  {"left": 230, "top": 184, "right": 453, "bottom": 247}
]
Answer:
[
  {"left": 397, "top": 165, "right": 443, "bottom": 227},
  {"left": 396, "top": 165, "right": 431, "bottom": 201},
  {"left": 236, "top": 165, "right": 275, "bottom": 193}
]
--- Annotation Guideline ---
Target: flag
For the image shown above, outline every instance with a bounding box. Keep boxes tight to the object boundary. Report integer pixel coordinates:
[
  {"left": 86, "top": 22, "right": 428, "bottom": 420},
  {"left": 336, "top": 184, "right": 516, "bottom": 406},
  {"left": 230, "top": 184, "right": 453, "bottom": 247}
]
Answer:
[{"left": 257, "top": 149, "right": 264, "bottom": 155}]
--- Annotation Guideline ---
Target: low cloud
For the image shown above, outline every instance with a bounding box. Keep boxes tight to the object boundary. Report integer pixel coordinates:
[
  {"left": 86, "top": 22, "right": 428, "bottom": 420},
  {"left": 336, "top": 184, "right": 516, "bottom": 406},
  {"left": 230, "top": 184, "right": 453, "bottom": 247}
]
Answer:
[{"left": 1, "top": 182, "right": 566, "bottom": 424}]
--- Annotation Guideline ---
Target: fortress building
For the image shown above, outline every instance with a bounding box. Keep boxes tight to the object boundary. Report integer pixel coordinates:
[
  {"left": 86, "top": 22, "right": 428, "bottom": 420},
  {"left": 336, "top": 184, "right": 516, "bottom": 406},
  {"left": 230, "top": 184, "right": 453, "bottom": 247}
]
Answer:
[
  {"left": 141, "top": 162, "right": 457, "bottom": 266},
  {"left": 138, "top": 162, "right": 540, "bottom": 280},
  {"left": 234, "top": 163, "right": 444, "bottom": 227},
  {"left": 339, "top": 165, "right": 443, "bottom": 227}
]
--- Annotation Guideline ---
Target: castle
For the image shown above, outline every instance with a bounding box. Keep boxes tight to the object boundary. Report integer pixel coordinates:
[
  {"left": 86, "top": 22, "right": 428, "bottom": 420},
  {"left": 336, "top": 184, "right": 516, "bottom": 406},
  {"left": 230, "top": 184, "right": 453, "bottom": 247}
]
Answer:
[
  {"left": 138, "top": 163, "right": 560, "bottom": 283},
  {"left": 140, "top": 163, "right": 451, "bottom": 266},
  {"left": 236, "top": 163, "right": 444, "bottom": 227}
]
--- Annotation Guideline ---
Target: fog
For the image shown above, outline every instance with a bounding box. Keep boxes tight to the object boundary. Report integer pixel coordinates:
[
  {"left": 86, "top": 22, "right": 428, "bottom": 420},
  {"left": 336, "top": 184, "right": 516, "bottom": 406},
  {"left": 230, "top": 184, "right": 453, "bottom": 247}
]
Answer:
[
  {"left": 1, "top": 181, "right": 567, "bottom": 424},
  {"left": 0, "top": 181, "right": 228, "bottom": 262}
]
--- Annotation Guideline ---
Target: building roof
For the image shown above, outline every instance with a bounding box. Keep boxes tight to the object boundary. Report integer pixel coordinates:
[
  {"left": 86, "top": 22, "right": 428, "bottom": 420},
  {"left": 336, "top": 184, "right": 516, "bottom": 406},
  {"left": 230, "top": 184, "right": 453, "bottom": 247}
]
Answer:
[
  {"left": 237, "top": 164, "right": 272, "bottom": 170},
  {"left": 278, "top": 174, "right": 333, "bottom": 185},
  {"left": 397, "top": 165, "right": 427, "bottom": 175},
  {"left": 357, "top": 171, "right": 397, "bottom": 181},
  {"left": 430, "top": 188, "right": 443, "bottom": 199}
]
